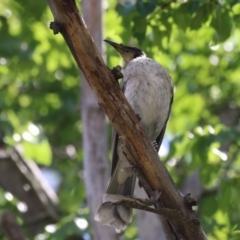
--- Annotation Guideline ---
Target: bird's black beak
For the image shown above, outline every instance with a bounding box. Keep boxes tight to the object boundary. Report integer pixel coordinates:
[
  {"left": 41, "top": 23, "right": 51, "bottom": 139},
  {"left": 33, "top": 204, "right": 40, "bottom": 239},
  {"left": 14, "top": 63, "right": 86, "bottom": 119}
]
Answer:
[
  {"left": 104, "top": 39, "right": 144, "bottom": 62},
  {"left": 104, "top": 39, "right": 129, "bottom": 52}
]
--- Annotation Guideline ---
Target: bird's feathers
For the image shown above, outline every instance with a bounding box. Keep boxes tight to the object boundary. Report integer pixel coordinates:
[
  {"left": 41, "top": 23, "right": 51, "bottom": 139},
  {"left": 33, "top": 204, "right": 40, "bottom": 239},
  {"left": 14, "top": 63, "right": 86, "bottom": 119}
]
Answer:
[{"left": 95, "top": 41, "right": 173, "bottom": 232}]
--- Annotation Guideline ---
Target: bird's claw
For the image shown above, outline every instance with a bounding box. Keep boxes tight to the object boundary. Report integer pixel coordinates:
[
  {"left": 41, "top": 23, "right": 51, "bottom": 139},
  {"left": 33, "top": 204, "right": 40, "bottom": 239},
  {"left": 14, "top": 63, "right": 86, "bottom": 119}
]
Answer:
[
  {"left": 151, "top": 141, "right": 158, "bottom": 152},
  {"left": 136, "top": 114, "right": 141, "bottom": 121},
  {"left": 109, "top": 65, "right": 123, "bottom": 82}
]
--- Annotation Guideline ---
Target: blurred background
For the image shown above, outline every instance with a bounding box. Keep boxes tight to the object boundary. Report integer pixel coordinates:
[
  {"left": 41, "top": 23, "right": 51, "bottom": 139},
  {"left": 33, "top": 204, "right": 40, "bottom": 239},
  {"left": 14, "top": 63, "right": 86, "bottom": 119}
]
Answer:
[{"left": 0, "top": 0, "right": 240, "bottom": 239}]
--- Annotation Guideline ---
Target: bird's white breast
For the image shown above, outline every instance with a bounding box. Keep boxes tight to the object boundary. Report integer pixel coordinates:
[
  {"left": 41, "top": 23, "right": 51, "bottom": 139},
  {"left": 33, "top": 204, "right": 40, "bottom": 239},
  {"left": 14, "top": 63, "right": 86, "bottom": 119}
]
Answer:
[{"left": 122, "top": 56, "right": 173, "bottom": 140}]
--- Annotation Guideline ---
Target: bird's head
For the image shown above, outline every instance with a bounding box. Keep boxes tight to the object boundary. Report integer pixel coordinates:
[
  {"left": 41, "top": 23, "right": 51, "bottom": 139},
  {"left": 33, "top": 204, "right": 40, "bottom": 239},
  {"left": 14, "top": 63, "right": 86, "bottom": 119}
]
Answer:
[{"left": 104, "top": 39, "right": 145, "bottom": 63}]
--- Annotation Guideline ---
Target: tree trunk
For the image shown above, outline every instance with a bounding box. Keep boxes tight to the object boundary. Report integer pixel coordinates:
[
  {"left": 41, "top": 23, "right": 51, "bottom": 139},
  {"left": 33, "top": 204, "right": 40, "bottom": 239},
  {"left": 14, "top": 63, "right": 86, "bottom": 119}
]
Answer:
[{"left": 81, "top": 1, "right": 118, "bottom": 239}]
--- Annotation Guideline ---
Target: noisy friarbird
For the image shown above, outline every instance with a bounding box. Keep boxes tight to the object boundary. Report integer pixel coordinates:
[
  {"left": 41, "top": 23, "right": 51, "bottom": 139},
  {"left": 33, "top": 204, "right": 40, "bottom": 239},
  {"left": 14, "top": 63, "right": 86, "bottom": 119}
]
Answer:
[{"left": 94, "top": 40, "right": 173, "bottom": 232}]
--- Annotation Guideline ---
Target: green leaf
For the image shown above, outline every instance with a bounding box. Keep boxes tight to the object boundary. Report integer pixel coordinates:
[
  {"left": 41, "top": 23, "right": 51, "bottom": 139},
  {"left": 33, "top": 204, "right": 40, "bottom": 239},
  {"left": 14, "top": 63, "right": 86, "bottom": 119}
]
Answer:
[
  {"left": 116, "top": 1, "right": 136, "bottom": 16},
  {"left": 0, "top": 117, "right": 14, "bottom": 139},
  {"left": 173, "top": 1, "right": 201, "bottom": 31},
  {"left": 231, "top": 223, "right": 240, "bottom": 231},
  {"left": 199, "top": 195, "right": 218, "bottom": 217},
  {"left": 230, "top": 0, "right": 240, "bottom": 7},
  {"left": 219, "top": 179, "right": 232, "bottom": 212},
  {"left": 200, "top": 162, "right": 220, "bottom": 187},
  {"left": 21, "top": 139, "right": 52, "bottom": 166},
  {"left": 210, "top": 10, "right": 233, "bottom": 42},
  {"left": 158, "top": 11, "right": 172, "bottom": 44},
  {"left": 132, "top": 16, "right": 147, "bottom": 44},
  {"left": 190, "top": 3, "right": 214, "bottom": 30},
  {"left": 233, "top": 13, "right": 240, "bottom": 28},
  {"left": 173, "top": 4, "right": 192, "bottom": 31},
  {"left": 136, "top": 0, "right": 156, "bottom": 17}
]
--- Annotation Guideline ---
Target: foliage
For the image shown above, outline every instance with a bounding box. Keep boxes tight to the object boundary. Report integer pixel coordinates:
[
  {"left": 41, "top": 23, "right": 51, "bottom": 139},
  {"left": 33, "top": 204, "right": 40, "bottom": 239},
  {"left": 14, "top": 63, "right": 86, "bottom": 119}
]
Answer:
[{"left": 1, "top": 0, "right": 240, "bottom": 239}]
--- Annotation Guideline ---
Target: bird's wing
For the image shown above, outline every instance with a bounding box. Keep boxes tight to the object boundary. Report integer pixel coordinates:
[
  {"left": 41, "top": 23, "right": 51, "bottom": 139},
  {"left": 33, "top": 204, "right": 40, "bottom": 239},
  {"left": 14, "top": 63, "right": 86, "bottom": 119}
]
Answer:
[
  {"left": 111, "top": 75, "right": 173, "bottom": 173},
  {"left": 155, "top": 83, "right": 174, "bottom": 152},
  {"left": 110, "top": 78, "right": 127, "bottom": 176},
  {"left": 108, "top": 100, "right": 136, "bottom": 195},
  {"left": 110, "top": 130, "right": 119, "bottom": 176}
]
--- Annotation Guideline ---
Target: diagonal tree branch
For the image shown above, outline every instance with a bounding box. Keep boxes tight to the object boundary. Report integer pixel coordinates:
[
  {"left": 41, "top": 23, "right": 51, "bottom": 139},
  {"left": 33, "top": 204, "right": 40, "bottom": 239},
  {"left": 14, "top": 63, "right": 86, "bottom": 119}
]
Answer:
[{"left": 46, "top": 0, "right": 207, "bottom": 239}]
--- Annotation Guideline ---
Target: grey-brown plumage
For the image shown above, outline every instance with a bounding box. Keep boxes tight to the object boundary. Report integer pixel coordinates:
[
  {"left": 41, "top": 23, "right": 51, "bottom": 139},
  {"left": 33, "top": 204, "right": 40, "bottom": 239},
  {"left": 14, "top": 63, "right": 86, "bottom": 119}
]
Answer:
[{"left": 94, "top": 40, "right": 173, "bottom": 232}]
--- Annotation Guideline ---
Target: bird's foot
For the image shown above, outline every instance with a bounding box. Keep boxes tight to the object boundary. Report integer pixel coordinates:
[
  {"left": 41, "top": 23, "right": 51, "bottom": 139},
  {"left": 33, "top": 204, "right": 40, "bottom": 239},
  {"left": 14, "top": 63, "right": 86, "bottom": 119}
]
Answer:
[
  {"left": 151, "top": 141, "right": 158, "bottom": 152},
  {"left": 109, "top": 65, "right": 123, "bottom": 82},
  {"left": 136, "top": 114, "right": 141, "bottom": 121}
]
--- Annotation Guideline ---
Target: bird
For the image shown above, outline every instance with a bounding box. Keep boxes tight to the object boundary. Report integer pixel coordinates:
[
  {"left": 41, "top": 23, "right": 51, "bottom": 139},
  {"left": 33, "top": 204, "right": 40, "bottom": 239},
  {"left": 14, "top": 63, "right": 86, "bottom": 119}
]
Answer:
[{"left": 94, "top": 39, "right": 173, "bottom": 232}]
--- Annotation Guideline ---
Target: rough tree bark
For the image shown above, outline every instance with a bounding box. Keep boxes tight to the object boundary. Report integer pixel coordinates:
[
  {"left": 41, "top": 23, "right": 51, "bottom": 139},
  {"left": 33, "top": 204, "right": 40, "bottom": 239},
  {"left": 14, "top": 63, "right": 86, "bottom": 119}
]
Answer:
[
  {"left": 46, "top": 1, "right": 207, "bottom": 239},
  {"left": 80, "top": 0, "right": 117, "bottom": 239}
]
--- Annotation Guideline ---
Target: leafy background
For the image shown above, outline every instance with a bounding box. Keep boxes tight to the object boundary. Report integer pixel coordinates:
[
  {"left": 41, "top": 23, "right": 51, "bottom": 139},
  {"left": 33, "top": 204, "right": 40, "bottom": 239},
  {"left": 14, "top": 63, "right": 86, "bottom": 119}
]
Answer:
[{"left": 1, "top": 0, "right": 240, "bottom": 239}]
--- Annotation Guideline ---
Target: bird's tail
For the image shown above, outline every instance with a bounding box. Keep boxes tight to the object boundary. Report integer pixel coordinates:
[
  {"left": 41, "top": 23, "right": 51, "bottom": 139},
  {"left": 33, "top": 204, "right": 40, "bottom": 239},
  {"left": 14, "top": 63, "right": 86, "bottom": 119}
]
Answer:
[{"left": 94, "top": 175, "right": 135, "bottom": 232}]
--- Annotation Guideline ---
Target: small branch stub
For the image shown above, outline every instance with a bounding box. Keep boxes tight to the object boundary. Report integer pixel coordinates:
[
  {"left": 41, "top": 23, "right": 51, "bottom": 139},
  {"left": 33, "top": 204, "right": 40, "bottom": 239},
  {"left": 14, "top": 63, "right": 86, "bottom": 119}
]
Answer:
[{"left": 50, "top": 21, "right": 62, "bottom": 34}]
